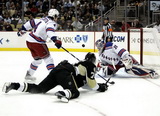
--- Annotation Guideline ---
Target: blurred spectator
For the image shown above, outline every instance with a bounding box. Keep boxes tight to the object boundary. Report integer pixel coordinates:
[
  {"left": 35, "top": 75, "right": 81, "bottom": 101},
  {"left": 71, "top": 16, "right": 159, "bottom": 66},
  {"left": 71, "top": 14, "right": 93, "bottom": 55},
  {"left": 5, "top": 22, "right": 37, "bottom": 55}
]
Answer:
[
  {"left": 71, "top": 18, "right": 83, "bottom": 31},
  {"left": 30, "top": 4, "right": 39, "bottom": 16},
  {"left": 6, "top": 0, "right": 12, "bottom": 10},
  {"left": 42, "top": 0, "right": 49, "bottom": 13},
  {"left": 64, "top": 0, "right": 73, "bottom": 9},
  {"left": 15, "top": 2, "right": 22, "bottom": 11},
  {"left": 111, "top": 20, "right": 121, "bottom": 32},
  {"left": 36, "top": 0, "right": 43, "bottom": 9},
  {"left": 3, "top": 21, "right": 13, "bottom": 31},
  {"left": 25, "top": 7, "right": 34, "bottom": 20},
  {"left": 11, "top": 11, "right": 21, "bottom": 28},
  {"left": 28, "top": 0, "right": 36, "bottom": 8},
  {"left": 121, "top": 20, "right": 130, "bottom": 32},
  {"left": 23, "top": 0, "right": 29, "bottom": 12},
  {"left": 64, "top": 10, "right": 74, "bottom": 21},
  {"left": 71, "top": 0, "right": 80, "bottom": 7},
  {"left": 57, "top": 19, "right": 66, "bottom": 31},
  {"left": 63, "top": 20, "right": 74, "bottom": 31},
  {"left": 4, "top": 14, "right": 11, "bottom": 24},
  {"left": 92, "top": 3, "right": 99, "bottom": 16},
  {"left": 97, "top": 1, "right": 105, "bottom": 14},
  {"left": 132, "top": 19, "right": 143, "bottom": 28},
  {"left": 9, "top": 5, "right": 16, "bottom": 17},
  {"left": 0, "top": 15, "right": 4, "bottom": 31},
  {"left": 0, "top": 0, "right": 5, "bottom": 15},
  {"left": 82, "top": 11, "right": 93, "bottom": 24}
]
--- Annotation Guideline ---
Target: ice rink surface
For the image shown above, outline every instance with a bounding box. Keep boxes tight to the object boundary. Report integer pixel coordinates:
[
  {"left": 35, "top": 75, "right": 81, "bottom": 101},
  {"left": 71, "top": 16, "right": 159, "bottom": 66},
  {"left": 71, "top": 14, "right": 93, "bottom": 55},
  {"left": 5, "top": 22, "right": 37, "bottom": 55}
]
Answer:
[{"left": 0, "top": 51, "right": 160, "bottom": 116}]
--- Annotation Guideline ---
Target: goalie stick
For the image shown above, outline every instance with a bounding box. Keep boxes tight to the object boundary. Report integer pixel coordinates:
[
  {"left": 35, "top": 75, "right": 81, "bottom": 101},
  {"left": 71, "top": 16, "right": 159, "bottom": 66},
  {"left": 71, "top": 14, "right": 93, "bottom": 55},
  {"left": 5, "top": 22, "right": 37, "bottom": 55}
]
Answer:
[{"left": 61, "top": 46, "right": 115, "bottom": 85}]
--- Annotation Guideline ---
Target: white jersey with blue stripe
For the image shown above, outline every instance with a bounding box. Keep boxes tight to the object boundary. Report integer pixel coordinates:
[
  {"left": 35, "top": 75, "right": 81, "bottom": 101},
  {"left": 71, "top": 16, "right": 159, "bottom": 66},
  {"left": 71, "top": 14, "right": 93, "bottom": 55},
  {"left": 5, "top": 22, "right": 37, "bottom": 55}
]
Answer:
[
  {"left": 99, "top": 42, "right": 129, "bottom": 65},
  {"left": 23, "top": 17, "right": 57, "bottom": 43}
]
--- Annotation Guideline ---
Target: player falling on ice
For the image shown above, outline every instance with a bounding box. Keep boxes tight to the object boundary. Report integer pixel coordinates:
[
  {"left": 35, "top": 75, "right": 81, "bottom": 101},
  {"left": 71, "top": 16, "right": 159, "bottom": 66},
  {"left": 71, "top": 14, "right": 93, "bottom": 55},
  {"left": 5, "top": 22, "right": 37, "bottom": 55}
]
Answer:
[
  {"left": 2, "top": 53, "right": 108, "bottom": 103},
  {"left": 17, "top": 9, "right": 62, "bottom": 81},
  {"left": 95, "top": 38, "right": 159, "bottom": 79}
]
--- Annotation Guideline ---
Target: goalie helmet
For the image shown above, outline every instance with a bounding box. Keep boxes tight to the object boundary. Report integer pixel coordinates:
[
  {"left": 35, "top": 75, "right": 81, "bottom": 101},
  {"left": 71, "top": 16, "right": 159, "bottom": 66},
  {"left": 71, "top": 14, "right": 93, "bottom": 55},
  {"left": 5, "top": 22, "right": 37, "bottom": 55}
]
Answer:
[
  {"left": 48, "top": 9, "right": 59, "bottom": 18},
  {"left": 95, "top": 39, "right": 105, "bottom": 51},
  {"left": 85, "top": 52, "right": 96, "bottom": 64}
]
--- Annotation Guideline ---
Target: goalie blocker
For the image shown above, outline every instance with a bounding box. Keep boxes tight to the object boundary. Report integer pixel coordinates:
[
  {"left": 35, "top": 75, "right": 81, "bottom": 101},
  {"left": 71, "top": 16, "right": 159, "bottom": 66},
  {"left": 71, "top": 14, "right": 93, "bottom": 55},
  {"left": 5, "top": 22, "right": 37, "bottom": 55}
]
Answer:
[{"left": 95, "top": 39, "right": 159, "bottom": 79}]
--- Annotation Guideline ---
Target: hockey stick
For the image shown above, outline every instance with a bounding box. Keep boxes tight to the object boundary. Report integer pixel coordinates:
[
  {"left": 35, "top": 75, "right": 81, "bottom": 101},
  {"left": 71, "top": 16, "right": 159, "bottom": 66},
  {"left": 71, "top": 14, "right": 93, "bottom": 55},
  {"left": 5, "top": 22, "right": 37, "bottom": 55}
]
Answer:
[
  {"left": 97, "top": 73, "right": 115, "bottom": 85},
  {"left": 61, "top": 47, "right": 80, "bottom": 61},
  {"left": 61, "top": 46, "right": 114, "bottom": 84}
]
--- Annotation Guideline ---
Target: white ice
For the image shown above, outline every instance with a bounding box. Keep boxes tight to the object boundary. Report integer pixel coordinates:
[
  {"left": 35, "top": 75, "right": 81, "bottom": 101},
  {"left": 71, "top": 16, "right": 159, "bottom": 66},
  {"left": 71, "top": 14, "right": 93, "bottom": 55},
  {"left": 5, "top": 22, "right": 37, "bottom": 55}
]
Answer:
[{"left": 0, "top": 51, "right": 160, "bottom": 116}]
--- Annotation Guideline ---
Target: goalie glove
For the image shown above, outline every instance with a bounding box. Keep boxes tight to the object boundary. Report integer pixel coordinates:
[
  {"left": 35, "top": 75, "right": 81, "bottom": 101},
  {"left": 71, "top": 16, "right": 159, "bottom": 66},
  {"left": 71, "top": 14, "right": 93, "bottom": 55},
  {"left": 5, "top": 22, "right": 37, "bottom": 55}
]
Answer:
[
  {"left": 121, "top": 54, "right": 133, "bottom": 69},
  {"left": 97, "top": 83, "right": 108, "bottom": 92},
  {"left": 97, "top": 62, "right": 108, "bottom": 76}
]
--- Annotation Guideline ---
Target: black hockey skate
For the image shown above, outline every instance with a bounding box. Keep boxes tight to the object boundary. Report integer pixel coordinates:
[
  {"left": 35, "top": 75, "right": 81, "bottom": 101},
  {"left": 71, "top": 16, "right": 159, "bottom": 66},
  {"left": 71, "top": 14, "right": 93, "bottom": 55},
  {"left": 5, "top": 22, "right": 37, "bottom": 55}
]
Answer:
[
  {"left": 2, "top": 82, "right": 15, "bottom": 93},
  {"left": 55, "top": 91, "right": 69, "bottom": 103}
]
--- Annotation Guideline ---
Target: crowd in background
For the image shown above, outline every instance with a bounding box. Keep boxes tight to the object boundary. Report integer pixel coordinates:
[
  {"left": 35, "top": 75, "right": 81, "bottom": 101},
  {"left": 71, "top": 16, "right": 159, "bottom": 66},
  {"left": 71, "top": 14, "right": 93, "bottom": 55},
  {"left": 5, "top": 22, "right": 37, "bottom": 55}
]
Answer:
[
  {"left": 0, "top": 0, "right": 115, "bottom": 31},
  {"left": 0, "top": 0, "right": 146, "bottom": 32}
]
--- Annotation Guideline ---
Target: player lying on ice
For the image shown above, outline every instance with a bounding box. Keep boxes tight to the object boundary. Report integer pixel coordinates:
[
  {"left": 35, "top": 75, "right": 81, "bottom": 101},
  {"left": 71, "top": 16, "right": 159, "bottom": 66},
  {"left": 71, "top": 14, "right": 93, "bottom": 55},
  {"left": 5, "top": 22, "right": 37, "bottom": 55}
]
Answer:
[
  {"left": 2, "top": 52, "right": 108, "bottom": 103},
  {"left": 95, "top": 38, "right": 159, "bottom": 79}
]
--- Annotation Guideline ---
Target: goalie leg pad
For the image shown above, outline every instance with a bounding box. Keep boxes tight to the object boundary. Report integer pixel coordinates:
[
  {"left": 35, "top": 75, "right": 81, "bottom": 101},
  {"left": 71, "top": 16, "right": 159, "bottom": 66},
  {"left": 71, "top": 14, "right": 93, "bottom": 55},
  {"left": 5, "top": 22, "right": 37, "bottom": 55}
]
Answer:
[
  {"left": 125, "top": 64, "right": 159, "bottom": 78},
  {"left": 125, "top": 66, "right": 149, "bottom": 76}
]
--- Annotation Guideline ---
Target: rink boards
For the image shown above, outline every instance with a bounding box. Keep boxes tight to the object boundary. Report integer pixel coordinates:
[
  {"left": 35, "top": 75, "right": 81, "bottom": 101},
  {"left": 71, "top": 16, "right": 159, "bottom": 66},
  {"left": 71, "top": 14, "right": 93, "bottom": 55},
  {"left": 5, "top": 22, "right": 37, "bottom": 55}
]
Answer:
[{"left": 0, "top": 31, "right": 127, "bottom": 52}]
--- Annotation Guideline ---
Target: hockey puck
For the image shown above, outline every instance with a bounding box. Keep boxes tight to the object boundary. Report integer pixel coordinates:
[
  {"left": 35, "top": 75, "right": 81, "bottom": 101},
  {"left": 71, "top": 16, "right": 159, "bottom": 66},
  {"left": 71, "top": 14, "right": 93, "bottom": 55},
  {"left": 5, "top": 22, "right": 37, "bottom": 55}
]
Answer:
[
  {"left": 82, "top": 44, "right": 85, "bottom": 47},
  {"left": 110, "top": 81, "right": 115, "bottom": 84}
]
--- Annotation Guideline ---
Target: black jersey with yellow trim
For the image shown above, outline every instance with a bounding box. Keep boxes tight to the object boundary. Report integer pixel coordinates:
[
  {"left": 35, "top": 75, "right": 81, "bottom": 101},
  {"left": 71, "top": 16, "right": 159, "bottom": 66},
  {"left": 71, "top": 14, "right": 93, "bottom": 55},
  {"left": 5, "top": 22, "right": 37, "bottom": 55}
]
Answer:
[{"left": 74, "top": 61, "right": 97, "bottom": 89}]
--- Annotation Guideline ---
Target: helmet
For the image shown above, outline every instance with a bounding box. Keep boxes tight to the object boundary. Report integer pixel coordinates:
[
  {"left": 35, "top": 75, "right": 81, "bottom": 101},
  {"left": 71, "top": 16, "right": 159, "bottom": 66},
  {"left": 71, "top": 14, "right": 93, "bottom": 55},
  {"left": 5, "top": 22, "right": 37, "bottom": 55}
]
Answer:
[
  {"left": 48, "top": 9, "right": 59, "bottom": 18},
  {"left": 103, "top": 17, "right": 109, "bottom": 20},
  {"left": 85, "top": 52, "right": 96, "bottom": 64},
  {"left": 95, "top": 39, "right": 105, "bottom": 51}
]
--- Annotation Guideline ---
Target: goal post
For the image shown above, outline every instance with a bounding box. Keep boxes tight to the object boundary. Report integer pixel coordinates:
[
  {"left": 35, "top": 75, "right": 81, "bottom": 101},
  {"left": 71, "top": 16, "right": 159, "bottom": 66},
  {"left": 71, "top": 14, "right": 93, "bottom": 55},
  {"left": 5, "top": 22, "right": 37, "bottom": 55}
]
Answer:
[
  {"left": 128, "top": 28, "right": 143, "bottom": 64},
  {"left": 127, "top": 28, "right": 160, "bottom": 71}
]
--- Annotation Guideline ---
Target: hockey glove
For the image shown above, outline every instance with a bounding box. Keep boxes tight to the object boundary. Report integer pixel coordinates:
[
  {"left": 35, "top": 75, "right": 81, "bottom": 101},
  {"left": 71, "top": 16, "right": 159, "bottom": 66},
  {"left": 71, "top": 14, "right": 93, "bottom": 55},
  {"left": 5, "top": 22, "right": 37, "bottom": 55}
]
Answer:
[
  {"left": 121, "top": 54, "right": 133, "bottom": 69},
  {"left": 97, "top": 83, "right": 108, "bottom": 92},
  {"left": 55, "top": 40, "right": 62, "bottom": 49},
  {"left": 17, "top": 30, "right": 26, "bottom": 37},
  {"left": 17, "top": 26, "right": 27, "bottom": 37},
  {"left": 51, "top": 36, "right": 62, "bottom": 49}
]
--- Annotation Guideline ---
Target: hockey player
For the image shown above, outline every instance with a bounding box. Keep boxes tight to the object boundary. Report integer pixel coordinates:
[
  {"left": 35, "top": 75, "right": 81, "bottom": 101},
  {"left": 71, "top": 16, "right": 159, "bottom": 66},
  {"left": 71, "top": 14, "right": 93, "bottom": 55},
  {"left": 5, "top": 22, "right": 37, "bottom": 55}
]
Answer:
[
  {"left": 95, "top": 38, "right": 159, "bottom": 79},
  {"left": 17, "top": 9, "right": 62, "bottom": 81},
  {"left": 101, "top": 17, "right": 113, "bottom": 43},
  {"left": 2, "top": 52, "right": 108, "bottom": 103}
]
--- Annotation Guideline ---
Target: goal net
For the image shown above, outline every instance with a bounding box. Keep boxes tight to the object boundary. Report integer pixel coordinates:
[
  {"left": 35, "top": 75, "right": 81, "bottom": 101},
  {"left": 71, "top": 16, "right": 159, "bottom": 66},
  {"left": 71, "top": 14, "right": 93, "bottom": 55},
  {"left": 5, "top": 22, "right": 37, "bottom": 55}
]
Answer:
[{"left": 127, "top": 28, "right": 160, "bottom": 73}]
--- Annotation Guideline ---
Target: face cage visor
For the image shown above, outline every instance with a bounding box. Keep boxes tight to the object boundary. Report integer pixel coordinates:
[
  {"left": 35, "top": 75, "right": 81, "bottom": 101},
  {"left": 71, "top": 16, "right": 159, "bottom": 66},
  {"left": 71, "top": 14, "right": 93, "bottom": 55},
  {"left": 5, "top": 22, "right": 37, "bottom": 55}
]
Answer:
[{"left": 95, "top": 39, "right": 105, "bottom": 51}]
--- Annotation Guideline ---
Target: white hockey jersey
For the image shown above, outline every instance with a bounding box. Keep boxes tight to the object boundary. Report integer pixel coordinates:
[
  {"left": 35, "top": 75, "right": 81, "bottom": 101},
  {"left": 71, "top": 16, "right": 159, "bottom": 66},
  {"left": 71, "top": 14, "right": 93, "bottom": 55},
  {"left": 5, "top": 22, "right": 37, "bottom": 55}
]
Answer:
[
  {"left": 23, "top": 17, "right": 58, "bottom": 44},
  {"left": 99, "top": 42, "right": 129, "bottom": 66}
]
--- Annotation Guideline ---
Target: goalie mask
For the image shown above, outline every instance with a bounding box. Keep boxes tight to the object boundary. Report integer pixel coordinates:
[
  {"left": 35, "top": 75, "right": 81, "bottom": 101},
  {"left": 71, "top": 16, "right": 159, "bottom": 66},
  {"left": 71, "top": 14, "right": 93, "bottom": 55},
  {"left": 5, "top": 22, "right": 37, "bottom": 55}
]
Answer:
[
  {"left": 95, "top": 39, "right": 105, "bottom": 51},
  {"left": 85, "top": 52, "right": 96, "bottom": 64}
]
